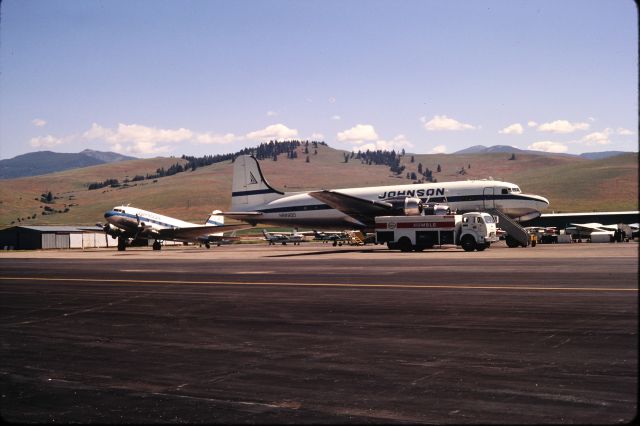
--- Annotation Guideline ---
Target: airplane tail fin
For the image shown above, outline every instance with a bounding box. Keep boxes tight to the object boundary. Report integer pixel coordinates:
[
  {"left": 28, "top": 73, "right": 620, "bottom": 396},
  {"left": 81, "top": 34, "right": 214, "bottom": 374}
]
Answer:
[
  {"left": 206, "top": 210, "right": 224, "bottom": 226},
  {"left": 207, "top": 210, "right": 225, "bottom": 237},
  {"left": 232, "top": 155, "right": 284, "bottom": 209}
]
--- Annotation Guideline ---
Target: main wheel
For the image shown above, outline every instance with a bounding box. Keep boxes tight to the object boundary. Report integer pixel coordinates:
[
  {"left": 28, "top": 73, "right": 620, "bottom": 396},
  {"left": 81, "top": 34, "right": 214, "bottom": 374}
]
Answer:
[
  {"left": 461, "top": 235, "right": 476, "bottom": 252},
  {"left": 505, "top": 235, "right": 521, "bottom": 248}
]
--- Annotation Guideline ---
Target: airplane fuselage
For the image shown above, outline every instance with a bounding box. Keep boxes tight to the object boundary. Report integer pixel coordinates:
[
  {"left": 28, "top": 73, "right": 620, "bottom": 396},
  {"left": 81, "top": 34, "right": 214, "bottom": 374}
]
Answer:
[{"left": 232, "top": 180, "right": 549, "bottom": 229}]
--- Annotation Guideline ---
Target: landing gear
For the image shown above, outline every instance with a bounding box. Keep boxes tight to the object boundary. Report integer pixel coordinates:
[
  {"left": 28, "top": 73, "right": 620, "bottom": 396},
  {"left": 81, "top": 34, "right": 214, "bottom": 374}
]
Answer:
[
  {"left": 505, "top": 235, "right": 524, "bottom": 248},
  {"left": 205, "top": 242, "right": 211, "bottom": 249},
  {"left": 117, "top": 237, "right": 127, "bottom": 251},
  {"left": 152, "top": 240, "right": 162, "bottom": 251}
]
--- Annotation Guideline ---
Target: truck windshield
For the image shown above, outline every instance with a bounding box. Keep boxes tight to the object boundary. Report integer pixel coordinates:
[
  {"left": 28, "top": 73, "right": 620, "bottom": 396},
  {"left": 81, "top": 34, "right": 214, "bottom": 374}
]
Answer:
[{"left": 483, "top": 215, "right": 495, "bottom": 223}]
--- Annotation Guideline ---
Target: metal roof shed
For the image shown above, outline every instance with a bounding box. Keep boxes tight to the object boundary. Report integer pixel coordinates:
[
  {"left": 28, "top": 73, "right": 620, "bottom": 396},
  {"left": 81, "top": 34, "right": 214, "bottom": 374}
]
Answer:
[{"left": 0, "top": 226, "right": 105, "bottom": 250}]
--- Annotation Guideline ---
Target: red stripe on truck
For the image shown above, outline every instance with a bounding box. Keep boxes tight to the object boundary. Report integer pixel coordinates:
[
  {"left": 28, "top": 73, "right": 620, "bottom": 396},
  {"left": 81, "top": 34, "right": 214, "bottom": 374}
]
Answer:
[{"left": 397, "top": 222, "right": 455, "bottom": 228}]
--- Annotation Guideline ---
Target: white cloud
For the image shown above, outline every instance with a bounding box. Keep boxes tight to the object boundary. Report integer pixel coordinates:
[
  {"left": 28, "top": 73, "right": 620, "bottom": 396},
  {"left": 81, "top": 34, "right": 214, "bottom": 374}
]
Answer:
[
  {"left": 581, "top": 129, "right": 612, "bottom": 146},
  {"left": 528, "top": 141, "right": 568, "bottom": 153},
  {"left": 331, "top": 115, "right": 341, "bottom": 121},
  {"left": 246, "top": 123, "right": 298, "bottom": 141},
  {"left": 117, "top": 123, "right": 193, "bottom": 144},
  {"left": 430, "top": 144, "right": 447, "bottom": 154},
  {"left": 617, "top": 127, "right": 634, "bottom": 136},
  {"left": 82, "top": 122, "right": 231, "bottom": 155},
  {"left": 310, "top": 132, "right": 324, "bottom": 140},
  {"left": 498, "top": 123, "right": 524, "bottom": 135},
  {"left": 266, "top": 110, "right": 278, "bottom": 117},
  {"left": 30, "top": 135, "right": 64, "bottom": 148},
  {"left": 337, "top": 124, "right": 379, "bottom": 142},
  {"left": 537, "top": 120, "right": 590, "bottom": 133},
  {"left": 349, "top": 134, "right": 413, "bottom": 153},
  {"left": 421, "top": 115, "right": 475, "bottom": 131},
  {"left": 195, "top": 133, "right": 240, "bottom": 144},
  {"left": 32, "top": 118, "right": 47, "bottom": 127},
  {"left": 527, "top": 121, "right": 538, "bottom": 127}
]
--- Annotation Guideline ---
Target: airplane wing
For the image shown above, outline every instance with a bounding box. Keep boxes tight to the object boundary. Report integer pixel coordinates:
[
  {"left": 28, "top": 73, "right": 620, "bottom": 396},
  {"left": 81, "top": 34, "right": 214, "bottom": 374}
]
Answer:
[
  {"left": 156, "top": 224, "right": 251, "bottom": 241},
  {"left": 309, "top": 190, "right": 394, "bottom": 227},
  {"left": 221, "top": 211, "right": 263, "bottom": 218},
  {"left": 569, "top": 222, "right": 609, "bottom": 232}
]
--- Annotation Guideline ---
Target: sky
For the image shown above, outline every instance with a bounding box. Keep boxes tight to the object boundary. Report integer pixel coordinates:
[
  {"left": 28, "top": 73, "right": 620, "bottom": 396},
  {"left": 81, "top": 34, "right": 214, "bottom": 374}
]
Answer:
[{"left": 0, "top": 0, "right": 637, "bottom": 160}]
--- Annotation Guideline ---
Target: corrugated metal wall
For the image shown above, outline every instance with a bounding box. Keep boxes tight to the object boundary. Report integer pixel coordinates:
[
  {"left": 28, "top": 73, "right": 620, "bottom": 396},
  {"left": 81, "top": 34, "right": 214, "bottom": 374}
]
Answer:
[{"left": 42, "top": 233, "right": 70, "bottom": 249}]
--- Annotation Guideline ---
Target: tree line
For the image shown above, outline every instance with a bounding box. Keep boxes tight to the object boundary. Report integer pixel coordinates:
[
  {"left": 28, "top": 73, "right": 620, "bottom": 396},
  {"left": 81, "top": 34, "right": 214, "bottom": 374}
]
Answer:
[{"left": 86, "top": 140, "right": 327, "bottom": 190}]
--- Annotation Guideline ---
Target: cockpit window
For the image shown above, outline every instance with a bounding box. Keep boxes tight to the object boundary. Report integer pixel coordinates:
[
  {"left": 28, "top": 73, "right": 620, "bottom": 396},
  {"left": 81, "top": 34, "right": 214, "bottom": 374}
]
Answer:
[
  {"left": 114, "top": 208, "right": 123, "bottom": 213},
  {"left": 512, "top": 187, "right": 521, "bottom": 193}
]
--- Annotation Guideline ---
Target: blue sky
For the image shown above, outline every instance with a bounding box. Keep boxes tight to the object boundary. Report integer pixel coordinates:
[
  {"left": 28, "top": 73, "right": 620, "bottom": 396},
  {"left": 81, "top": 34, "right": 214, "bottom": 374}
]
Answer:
[{"left": 0, "top": 0, "right": 637, "bottom": 159}]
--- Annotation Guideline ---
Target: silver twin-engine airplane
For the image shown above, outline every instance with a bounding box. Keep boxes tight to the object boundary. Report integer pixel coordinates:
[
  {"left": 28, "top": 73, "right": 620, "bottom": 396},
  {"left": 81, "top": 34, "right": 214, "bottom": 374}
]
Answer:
[
  {"left": 102, "top": 207, "right": 247, "bottom": 251},
  {"left": 223, "top": 155, "right": 550, "bottom": 230}
]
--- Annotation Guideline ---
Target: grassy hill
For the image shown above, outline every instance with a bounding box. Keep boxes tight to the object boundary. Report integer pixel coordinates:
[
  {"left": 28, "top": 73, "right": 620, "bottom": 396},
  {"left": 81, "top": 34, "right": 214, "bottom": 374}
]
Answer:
[{"left": 0, "top": 145, "right": 637, "bottom": 228}]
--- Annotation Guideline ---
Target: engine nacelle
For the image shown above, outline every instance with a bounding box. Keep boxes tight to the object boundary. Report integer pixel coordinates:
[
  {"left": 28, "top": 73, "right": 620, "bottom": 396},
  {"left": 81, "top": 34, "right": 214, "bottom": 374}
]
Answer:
[
  {"left": 386, "top": 196, "right": 423, "bottom": 216},
  {"left": 104, "top": 224, "right": 125, "bottom": 239}
]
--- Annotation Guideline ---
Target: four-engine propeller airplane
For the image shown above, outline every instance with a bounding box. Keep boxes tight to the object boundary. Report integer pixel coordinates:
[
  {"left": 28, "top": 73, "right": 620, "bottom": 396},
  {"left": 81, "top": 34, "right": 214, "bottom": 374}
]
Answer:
[
  {"left": 101, "top": 206, "right": 248, "bottom": 251},
  {"left": 223, "top": 155, "right": 550, "bottom": 230}
]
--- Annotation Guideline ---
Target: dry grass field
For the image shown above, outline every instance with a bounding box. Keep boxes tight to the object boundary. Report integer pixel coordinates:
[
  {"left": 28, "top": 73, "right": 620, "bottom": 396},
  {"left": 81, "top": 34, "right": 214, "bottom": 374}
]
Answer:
[{"left": 0, "top": 145, "right": 637, "bottom": 227}]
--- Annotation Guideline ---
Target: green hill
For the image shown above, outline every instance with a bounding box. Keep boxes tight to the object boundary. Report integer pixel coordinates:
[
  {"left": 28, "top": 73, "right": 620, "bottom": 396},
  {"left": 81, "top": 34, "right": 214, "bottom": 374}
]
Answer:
[{"left": 0, "top": 145, "right": 637, "bottom": 228}]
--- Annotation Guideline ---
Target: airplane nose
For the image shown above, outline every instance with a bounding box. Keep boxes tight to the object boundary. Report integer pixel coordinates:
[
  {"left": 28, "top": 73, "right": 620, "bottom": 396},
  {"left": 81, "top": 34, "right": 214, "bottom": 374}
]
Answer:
[{"left": 104, "top": 211, "right": 115, "bottom": 219}]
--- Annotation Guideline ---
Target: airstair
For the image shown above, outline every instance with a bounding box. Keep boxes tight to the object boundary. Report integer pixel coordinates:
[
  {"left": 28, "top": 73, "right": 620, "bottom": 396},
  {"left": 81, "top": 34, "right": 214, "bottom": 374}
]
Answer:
[
  {"left": 486, "top": 208, "right": 529, "bottom": 247},
  {"left": 347, "top": 231, "right": 365, "bottom": 246}
]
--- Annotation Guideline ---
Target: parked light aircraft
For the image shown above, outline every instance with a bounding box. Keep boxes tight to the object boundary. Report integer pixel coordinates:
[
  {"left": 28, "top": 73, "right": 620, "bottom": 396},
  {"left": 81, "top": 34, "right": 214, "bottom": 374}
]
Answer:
[
  {"left": 262, "top": 229, "right": 304, "bottom": 245},
  {"left": 102, "top": 206, "right": 248, "bottom": 251},
  {"left": 223, "top": 155, "right": 550, "bottom": 230},
  {"left": 312, "top": 230, "right": 352, "bottom": 246}
]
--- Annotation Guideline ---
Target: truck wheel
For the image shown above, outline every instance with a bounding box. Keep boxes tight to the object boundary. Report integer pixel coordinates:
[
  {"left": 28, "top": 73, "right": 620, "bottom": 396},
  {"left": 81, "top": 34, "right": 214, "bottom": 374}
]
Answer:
[
  {"left": 461, "top": 235, "right": 476, "bottom": 252},
  {"left": 398, "top": 237, "right": 413, "bottom": 252}
]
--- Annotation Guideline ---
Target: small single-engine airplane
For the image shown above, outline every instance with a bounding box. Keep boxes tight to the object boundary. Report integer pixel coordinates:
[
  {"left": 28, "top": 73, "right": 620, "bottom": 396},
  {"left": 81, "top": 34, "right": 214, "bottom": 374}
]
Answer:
[
  {"left": 102, "top": 206, "right": 248, "bottom": 251},
  {"left": 312, "top": 230, "right": 352, "bottom": 246},
  {"left": 262, "top": 229, "right": 304, "bottom": 245}
]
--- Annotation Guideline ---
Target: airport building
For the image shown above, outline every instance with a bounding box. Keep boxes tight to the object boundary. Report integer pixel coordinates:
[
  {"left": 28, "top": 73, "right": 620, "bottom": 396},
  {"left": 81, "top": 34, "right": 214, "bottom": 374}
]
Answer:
[{"left": 0, "top": 225, "right": 113, "bottom": 250}]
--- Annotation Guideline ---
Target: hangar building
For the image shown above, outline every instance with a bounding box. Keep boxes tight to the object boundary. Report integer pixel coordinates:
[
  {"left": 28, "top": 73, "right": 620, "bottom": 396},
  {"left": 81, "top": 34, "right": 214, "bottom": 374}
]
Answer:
[{"left": 0, "top": 226, "right": 113, "bottom": 250}]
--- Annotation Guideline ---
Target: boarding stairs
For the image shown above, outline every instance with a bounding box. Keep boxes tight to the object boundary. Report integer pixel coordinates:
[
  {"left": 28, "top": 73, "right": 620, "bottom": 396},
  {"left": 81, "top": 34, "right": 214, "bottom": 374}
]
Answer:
[
  {"left": 486, "top": 208, "right": 529, "bottom": 247},
  {"left": 347, "top": 231, "right": 365, "bottom": 246}
]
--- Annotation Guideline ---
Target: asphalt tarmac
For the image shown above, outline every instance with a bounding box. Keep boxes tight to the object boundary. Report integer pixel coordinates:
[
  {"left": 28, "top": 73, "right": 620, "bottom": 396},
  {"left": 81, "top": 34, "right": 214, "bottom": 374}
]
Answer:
[{"left": 0, "top": 242, "right": 637, "bottom": 423}]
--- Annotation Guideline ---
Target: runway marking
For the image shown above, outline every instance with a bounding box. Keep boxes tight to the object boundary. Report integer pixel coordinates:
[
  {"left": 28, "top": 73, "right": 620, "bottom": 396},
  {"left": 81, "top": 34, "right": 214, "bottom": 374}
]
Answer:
[{"left": 0, "top": 277, "right": 637, "bottom": 292}]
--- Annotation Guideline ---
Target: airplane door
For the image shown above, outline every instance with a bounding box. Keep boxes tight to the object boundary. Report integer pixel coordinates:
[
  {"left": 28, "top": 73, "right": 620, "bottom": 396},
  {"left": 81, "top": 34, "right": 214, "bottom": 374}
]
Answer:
[{"left": 483, "top": 187, "right": 495, "bottom": 209}]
